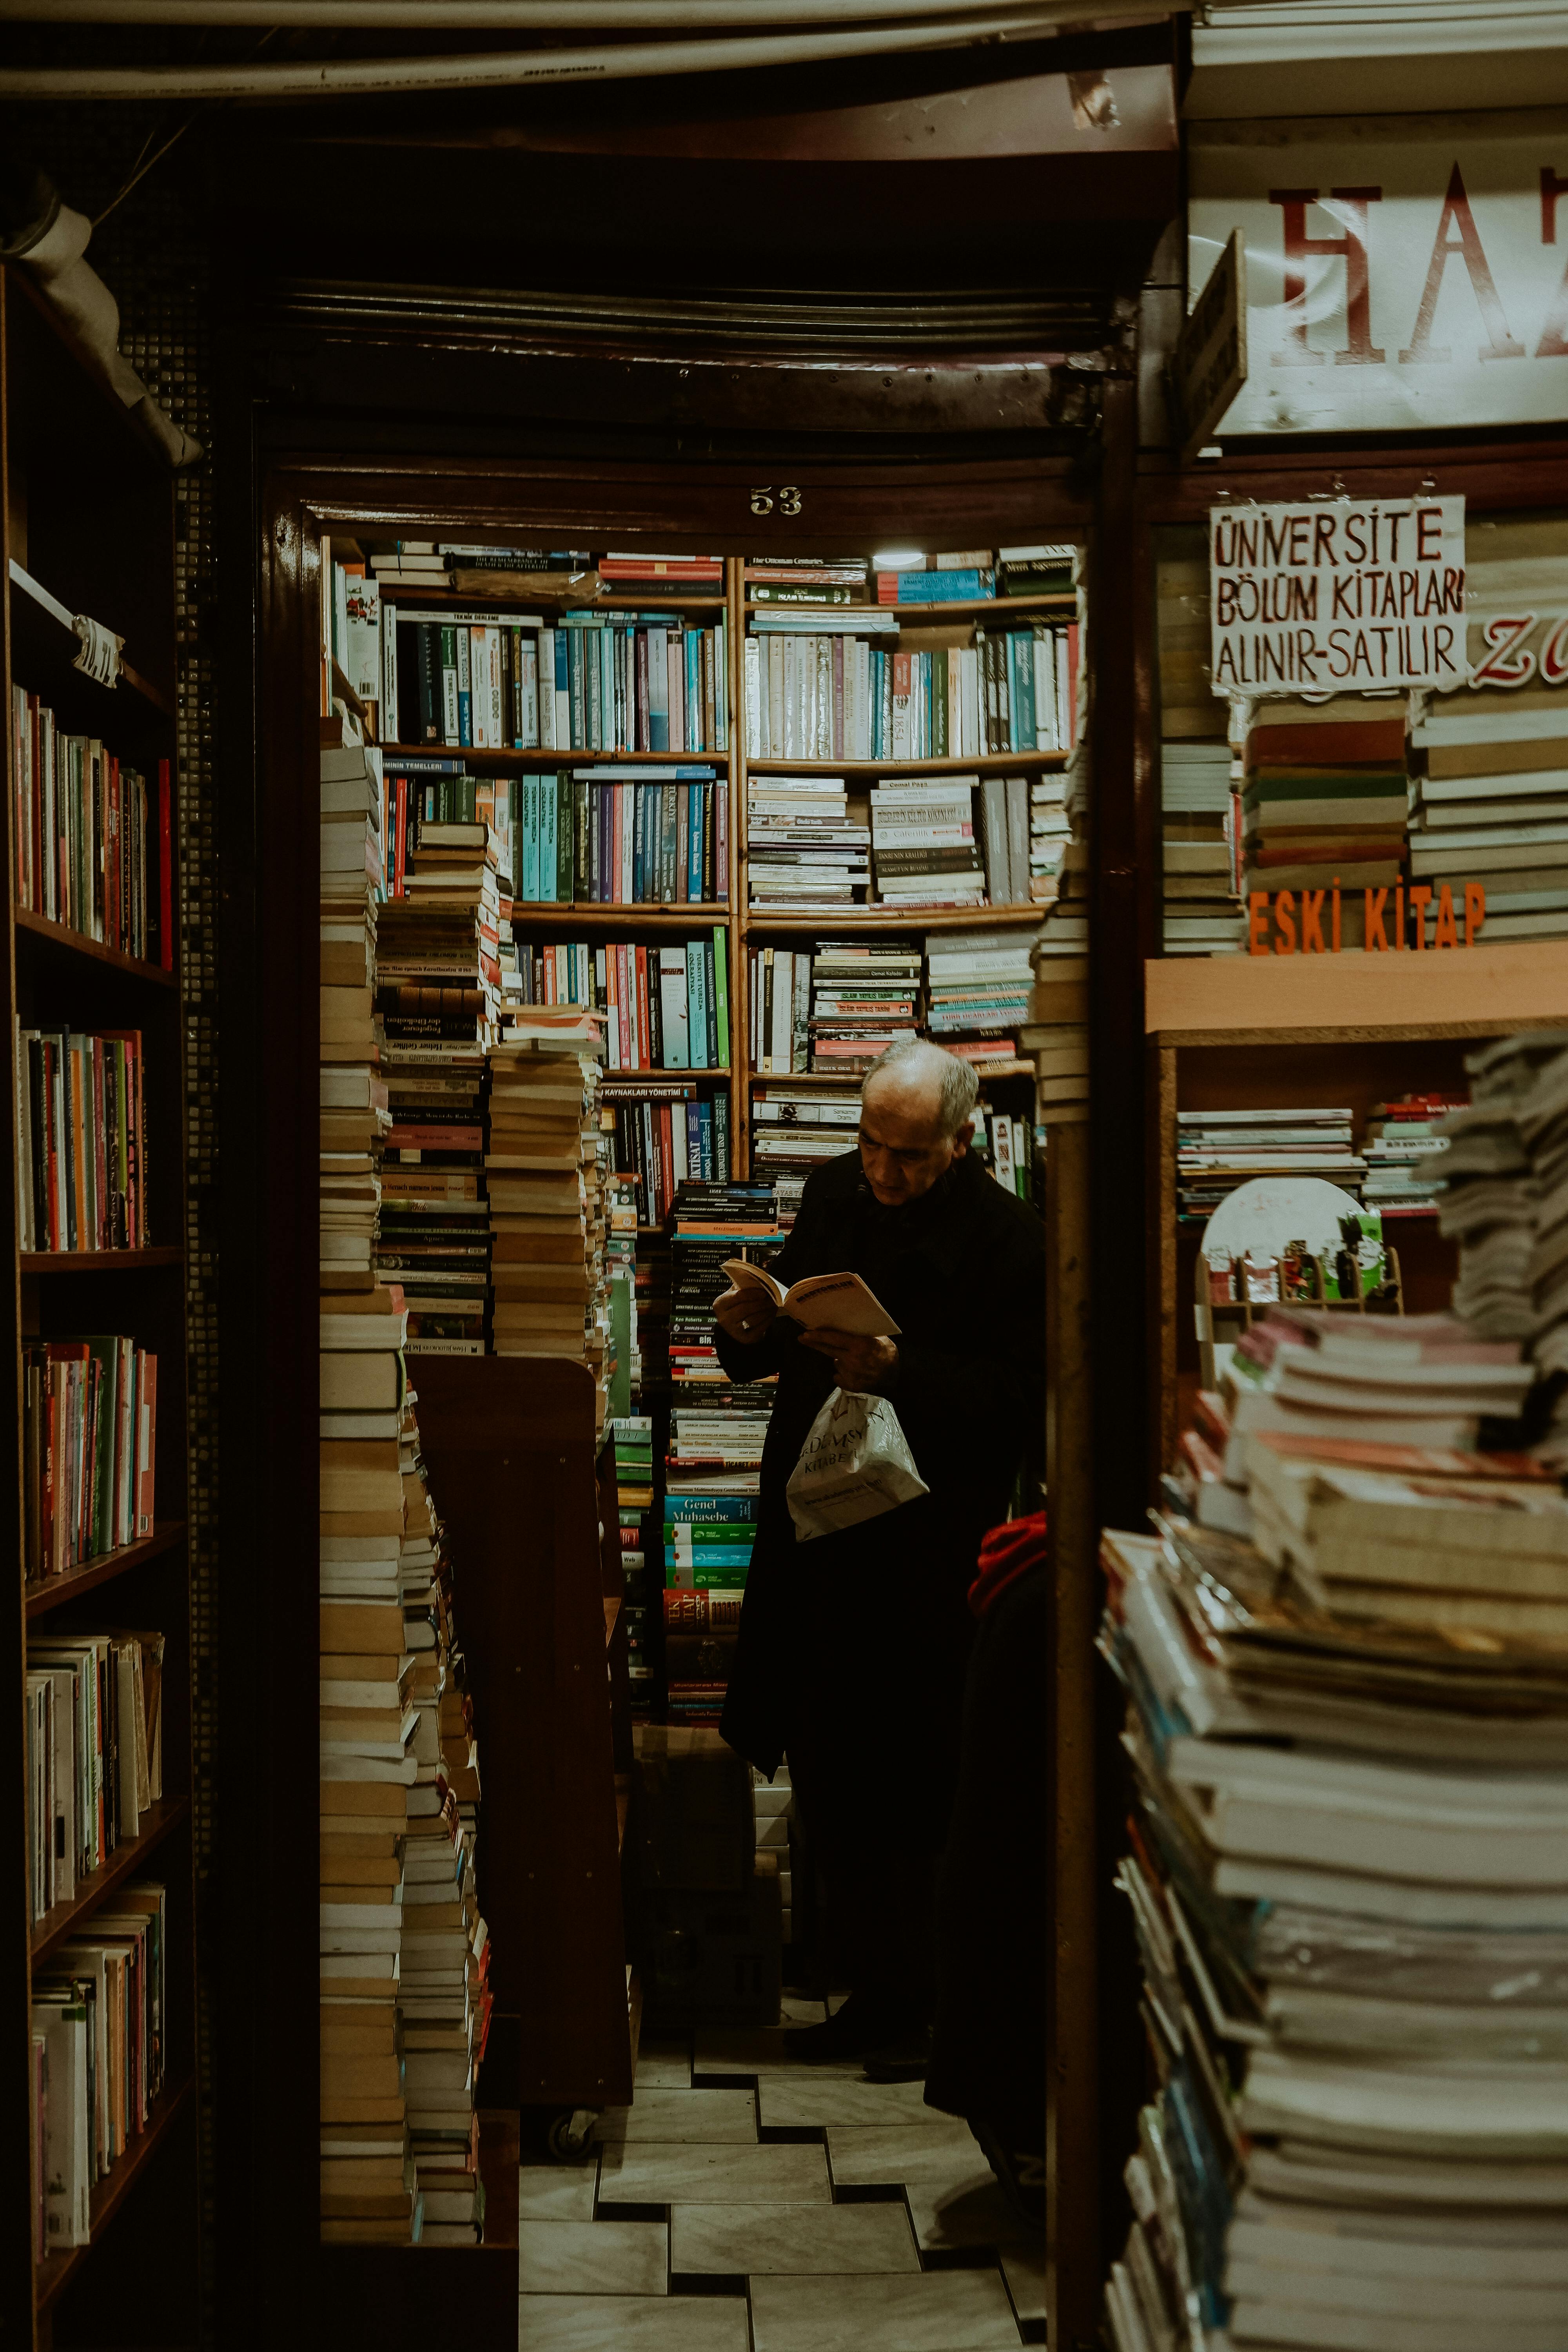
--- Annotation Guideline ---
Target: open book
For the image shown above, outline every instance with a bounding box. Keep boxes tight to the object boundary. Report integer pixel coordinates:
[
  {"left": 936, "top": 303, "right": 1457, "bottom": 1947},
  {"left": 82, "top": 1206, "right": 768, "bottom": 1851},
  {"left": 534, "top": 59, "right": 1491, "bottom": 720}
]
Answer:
[{"left": 722, "top": 1260, "right": 900, "bottom": 1339}]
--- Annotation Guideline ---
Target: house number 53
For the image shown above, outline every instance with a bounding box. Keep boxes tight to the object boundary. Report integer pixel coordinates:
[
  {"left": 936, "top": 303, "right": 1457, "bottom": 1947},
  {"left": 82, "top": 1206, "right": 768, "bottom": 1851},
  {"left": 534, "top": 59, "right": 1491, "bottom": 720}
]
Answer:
[{"left": 751, "top": 486, "right": 802, "bottom": 515}]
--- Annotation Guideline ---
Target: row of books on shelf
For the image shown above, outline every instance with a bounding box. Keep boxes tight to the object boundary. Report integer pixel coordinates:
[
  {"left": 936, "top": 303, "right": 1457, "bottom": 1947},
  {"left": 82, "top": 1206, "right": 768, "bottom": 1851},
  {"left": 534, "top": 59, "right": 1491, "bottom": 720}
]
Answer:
[
  {"left": 1177, "top": 1097, "right": 1463, "bottom": 1221},
  {"left": 381, "top": 762, "right": 729, "bottom": 909},
  {"left": 25, "top": 1626, "right": 165, "bottom": 1922},
  {"left": 22, "top": 1337, "right": 159, "bottom": 1581},
  {"left": 742, "top": 618, "right": 1078, "bottom": 764},
  {"left": 745, "top": 772, "right": 1060, "bottom": 908},
  {"left": 10, "top": 687, "right": 173, "bottom": 967},
  {"left": 15, "top": 1024, "right": 151, "bottom": 1254},
  {"left": 30, "top": 1876, "right": 168, "bottom": 2258},
  {"left": 749, "top": 932, "right": 1033, "bottom": 1074},
  {"left": 510, "top": 931, "right": 731, "bottom": 1069},
  {"left": 602, "top": 1083, "right": 731, "bottom": 1230},
  {"left": 356, "top": 542, "right": 1075, "bottom": 603},
  {"left": 362, "top": 544, "right": 718, "bottom": 591},
  {"left": 388, "top": 610, "right": 730, "bottom": 757}
]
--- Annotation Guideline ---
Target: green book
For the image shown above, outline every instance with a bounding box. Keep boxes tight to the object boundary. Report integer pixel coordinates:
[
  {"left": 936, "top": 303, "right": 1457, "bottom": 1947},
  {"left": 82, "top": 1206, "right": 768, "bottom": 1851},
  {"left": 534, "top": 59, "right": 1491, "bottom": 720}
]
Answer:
[{"left": 712, "top": 927, "right": 730, "bottom": 1067}]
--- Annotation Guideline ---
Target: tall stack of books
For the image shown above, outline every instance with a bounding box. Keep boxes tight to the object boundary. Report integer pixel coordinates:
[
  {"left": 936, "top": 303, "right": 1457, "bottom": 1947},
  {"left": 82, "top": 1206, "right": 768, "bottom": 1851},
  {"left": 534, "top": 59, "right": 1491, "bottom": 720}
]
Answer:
[
  {"left": 924, "top": 929, "right": 1032, "bottom": 1066},
  {"left": 870, "top": 778, "right": 984, "bottom": 907},
  {"left": 510, "top": 930, "right": 729, "bottom": 1069},
  {"left": 808, "top": 938, "right": 922, "bottom": 1072},
  {"left": 1361, "top": 1094, "right": 1464, "bottom": 1216},
  {"left": 1243, "top": 701, "right": 1408, "bottom": 944},
  {"left": 1409, "top": 696, "right": 1568, "bottom": 941},
  {"left": 488, "top": 1007, "right": 612, "bottom": 1430},
  {"left": 746, "top": 774, "right": 869, "bottom": 907},
  {"left": 1426, "top": 1033, "right": 1568, "bottom": 1363},
  {"left": 397, "top": 1417, "right": 490, "bottom": 2244},
  {"left": 750, "top": 1085, "right": 860, "bottom": 1228},
  {"left": 664, "top": 1181, "right": 780, "bottom": 1721},
  {"left": 1022, "top": 912, "right": 1090, "bottom": 1128},
  {"left": 1177, "top": 1109, "right": 1367, "bottom": 1220},
  {"left": 1100, "top": 1328, "right": 1566, "bottom": 2352},
  {"left": 1161, "top": 740, "right": 1244, "bottom": 955},
  {"left": 375, "top": 807, "right": 503, "bottom": 1357}
]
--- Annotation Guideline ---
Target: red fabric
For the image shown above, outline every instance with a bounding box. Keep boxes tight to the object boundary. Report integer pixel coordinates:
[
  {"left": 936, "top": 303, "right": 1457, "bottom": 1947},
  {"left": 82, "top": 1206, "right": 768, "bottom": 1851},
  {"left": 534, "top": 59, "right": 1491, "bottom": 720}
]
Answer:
[{"left": 967, "top": 1510, "right": 1047, "bottom": 1619}]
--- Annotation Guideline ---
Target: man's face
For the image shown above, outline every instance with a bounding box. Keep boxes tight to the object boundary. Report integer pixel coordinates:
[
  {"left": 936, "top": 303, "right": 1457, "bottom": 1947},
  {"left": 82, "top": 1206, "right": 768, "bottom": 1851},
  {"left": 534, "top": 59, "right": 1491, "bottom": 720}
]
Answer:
[{"left": 858, "top": 1079, "right": 973, "bottom": 1207}]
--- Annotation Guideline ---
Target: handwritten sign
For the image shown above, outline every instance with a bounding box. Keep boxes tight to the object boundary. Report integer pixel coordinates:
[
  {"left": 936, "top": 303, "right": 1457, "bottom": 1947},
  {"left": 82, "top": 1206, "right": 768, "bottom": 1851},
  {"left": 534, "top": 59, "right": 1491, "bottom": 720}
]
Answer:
[{"left": 1211, "top": 495, "right": 1466, "bottom": 696}]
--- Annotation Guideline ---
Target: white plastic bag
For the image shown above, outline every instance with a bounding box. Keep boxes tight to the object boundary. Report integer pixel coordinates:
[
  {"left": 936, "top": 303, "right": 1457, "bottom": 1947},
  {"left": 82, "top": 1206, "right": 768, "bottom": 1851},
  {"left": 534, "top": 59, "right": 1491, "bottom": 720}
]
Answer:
[{"left": 786, "top": 1386, "right": 929, "bottom": 1542}]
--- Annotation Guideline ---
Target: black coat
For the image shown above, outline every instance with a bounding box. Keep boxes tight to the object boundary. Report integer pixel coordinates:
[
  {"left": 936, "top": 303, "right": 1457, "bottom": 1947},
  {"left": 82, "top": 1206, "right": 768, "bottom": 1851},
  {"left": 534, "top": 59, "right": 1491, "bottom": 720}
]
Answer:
[{"left": 715, "top": 1146, "right": 1046, "bottom": 1829}]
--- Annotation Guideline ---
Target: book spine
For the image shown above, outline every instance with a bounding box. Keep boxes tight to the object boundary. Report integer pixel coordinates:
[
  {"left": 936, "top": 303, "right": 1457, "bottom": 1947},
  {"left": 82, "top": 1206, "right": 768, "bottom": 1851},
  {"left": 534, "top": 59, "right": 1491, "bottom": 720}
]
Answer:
[{"left": 455, "top": 622, "right": 473, "bottom": 747}]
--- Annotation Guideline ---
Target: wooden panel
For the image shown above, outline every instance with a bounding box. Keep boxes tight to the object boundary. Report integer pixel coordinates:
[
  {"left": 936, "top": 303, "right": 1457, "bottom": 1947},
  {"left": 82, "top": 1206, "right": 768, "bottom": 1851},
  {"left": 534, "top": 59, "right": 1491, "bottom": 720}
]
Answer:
[
  {"left": 412, "top": 1358, "right": 632, "bottom": 2113},
  {"left": 1146, "top": 944, "right": 1568, "bottom": 1042}
]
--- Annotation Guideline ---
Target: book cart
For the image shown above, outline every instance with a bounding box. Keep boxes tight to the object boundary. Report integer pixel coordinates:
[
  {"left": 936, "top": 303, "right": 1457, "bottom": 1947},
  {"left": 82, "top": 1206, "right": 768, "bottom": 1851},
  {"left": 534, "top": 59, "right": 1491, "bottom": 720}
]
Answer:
[{"left": 1, "top": 267, "right": 197, "bottom": 2348}]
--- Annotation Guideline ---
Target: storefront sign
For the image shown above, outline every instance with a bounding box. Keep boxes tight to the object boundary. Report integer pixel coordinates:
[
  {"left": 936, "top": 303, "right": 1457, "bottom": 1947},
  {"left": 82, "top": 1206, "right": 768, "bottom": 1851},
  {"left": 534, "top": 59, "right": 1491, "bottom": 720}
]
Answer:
[
  {"left": 1210, "top": 495, "right": 1466, "bottom": 692},
  {"left": 1248, "top": 883, "right": 1486, "bottom": 955},
  {"left": 1172, "top": 227, "right": 1248, "bottom": 461},
  {"left": 1191, "top": 119, "right": 1568, "bottom": 435}
]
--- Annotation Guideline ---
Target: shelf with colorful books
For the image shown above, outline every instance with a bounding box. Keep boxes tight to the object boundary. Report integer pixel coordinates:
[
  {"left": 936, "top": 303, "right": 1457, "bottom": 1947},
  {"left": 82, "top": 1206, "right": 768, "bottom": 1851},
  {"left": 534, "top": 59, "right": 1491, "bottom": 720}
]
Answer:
[
  {"left": 383, "top": 743, "right": 730, "bottom": 765},
  {"left": 747, "top": 752, "right": 1064, "bottom": 776},
  {"left": 742, "top": 593, "right": 1076, "bottom": 622},
  {"left": 506, "top": 903, "right": 734, "bottom": 928},
  {"left": 384, "top": 586, "right": 728, "bottom": 616},
  {"left": 15, "top": 907, "right": 178, "bottom": 988}
]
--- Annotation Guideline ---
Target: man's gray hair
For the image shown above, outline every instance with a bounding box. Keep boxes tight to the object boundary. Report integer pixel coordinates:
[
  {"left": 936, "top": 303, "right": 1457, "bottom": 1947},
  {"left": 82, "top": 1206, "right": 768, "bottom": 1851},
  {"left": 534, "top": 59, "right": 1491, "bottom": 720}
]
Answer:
[{"left": 862, "top": 1038, "right": 980, "bottom": 1139}]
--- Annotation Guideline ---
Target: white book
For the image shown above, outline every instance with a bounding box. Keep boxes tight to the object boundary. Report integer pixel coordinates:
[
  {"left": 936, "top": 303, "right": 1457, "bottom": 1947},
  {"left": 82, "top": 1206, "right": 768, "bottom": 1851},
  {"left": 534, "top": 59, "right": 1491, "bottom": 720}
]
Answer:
[
  {"left": 518, "top": 637, "right": 539, "bottom": 747},
  {"left": 768, "top": 634, "right": 784, "bottom": 758},
  {"left": 486, "top": 626, "right": 505, "bottom": 746},
  {"left": 745, "top": 635, "right": 762, "bottom": 757},
  {"left": 1033, "top": 628, "right": 1058, "bottom": 751},
  {"left": 539, "top": 628, "right": 556, "bottom": 748},
  {"left": 658, "top": 947, "right": 690, "bottom": 1069},
  {"left": 771, "top": 950, "right": 793, "bottom": 1073},
  {"left": 1417, "top": 705, "right": 1568, "bottom": 747}
]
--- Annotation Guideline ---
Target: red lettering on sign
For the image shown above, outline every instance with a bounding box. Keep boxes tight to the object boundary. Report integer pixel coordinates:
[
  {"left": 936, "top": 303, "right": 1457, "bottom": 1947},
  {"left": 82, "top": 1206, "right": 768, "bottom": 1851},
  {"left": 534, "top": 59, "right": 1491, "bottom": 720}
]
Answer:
[
  {"left": 1269, "top": 186, "right": 1386, "bottom": 368},
  {"left": 1401, "top": 162, "right": 1525, "bottom": 363}
]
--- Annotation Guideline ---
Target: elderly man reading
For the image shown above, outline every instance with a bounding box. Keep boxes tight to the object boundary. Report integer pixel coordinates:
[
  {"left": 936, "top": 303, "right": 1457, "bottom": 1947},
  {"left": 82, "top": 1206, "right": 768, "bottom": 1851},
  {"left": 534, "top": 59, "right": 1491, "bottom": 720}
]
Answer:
[{"left": 713, "top": 1038, "right": 1045, "bottom": 2079}]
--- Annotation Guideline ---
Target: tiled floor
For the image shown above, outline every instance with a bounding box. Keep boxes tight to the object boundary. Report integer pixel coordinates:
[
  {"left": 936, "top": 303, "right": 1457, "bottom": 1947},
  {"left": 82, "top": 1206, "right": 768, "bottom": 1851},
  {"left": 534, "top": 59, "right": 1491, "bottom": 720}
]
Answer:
[{"left": 517, "top": 1999, "right": 1044, "bottom": 2349}]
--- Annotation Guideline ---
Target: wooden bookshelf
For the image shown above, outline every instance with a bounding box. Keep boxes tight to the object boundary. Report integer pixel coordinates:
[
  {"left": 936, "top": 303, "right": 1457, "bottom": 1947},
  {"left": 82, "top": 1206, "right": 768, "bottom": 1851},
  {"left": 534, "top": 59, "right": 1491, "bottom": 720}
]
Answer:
[
  {"left": 2, "top": 258, "right": 197, "bottom": 2342},
  {"left": 743, "top": 593, "right": 1075, "bottom": 620}
]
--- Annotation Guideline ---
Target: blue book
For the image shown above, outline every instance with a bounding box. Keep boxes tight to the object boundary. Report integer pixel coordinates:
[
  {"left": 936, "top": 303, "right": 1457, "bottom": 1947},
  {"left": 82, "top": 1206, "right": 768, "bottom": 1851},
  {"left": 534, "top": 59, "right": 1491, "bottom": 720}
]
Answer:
[
  {"left": 664, "top": 1546, "right": 753, "bottom": 1569},
  {"left": 1009, "top": 631, "right": 1036, "bottom": 750},
  {"left": 554, "top": 628, "right": 569, "bottom": 740},
  {"left": 685, "top": 627, "right": 701, "bottom": 753},
  {"left": 665, "top": 1496, "right": 761, "bottom": 1521},
  {"left": 697, "top": 1098, "right": 714, "bottom": 1181},
  {"left": 881, "top": 567, "right": 994, "bottom": 603},
  {"left": 647, "top": 625, "right": 669, "bottom": 752}
]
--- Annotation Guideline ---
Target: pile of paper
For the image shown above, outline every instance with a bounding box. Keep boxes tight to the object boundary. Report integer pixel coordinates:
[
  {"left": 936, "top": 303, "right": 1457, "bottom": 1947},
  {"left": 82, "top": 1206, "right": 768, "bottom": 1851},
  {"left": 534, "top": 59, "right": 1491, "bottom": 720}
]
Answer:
[
  {"left": 1161, "top": 740, "right": 1243, "bottom": 955},
  {"left": 1410, "top": 696, "right": 1568, "bottom": 942},
  {"left": 1102, "top": 1375, "right": 1568, "bottom": 2352}
]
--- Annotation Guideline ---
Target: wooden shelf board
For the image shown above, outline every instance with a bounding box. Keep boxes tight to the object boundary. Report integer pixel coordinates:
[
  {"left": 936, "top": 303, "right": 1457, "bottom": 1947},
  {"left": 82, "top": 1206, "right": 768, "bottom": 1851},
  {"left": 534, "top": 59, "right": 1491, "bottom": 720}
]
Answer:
[
  {"left": 747, "top": 752, "right": 1066, "bottom": 775},
  {"left": 30, "top": 1797, "right": 191, "bottom": 1967},
  {"left": 509, "top": 904, "right": 731, "bottom": 927},
  {"left": 381, "top": 585, "right": 726, "bottom": 613},
  {"left": 604, "top": 1596, "right": 622, "bottom": 1647},
  {"left": 34, "top": 2073, "right": 194, "bottom": 2314},
  {"left": 15, "top": 906, "right": 178, "bottom": 989},
  {"left": 1147, "top": 943, "right": 1568, "bottom": 1045},
  {"left": 744, "top": 592, "right": 1075, "bottom": 620},
  {"left": 382, "top": 743, "right": 728, "bottom": 766},
  {"left": 25, "top": 1521, "right": 187, "bottom": 1620},
  {"left": 746, "top": 906, "right": 1042, "bottom": 932},
  {"left": 21, "top": 1246, "right": 182, "bottom": 1272}
]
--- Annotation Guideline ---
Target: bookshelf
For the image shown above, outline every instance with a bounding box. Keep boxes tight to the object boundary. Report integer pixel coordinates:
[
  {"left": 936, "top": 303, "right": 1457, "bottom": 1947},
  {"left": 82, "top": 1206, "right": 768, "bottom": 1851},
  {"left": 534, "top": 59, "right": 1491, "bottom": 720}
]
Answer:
[{"left": 2, "top": 263, "right": 197, "bottom": 2342}]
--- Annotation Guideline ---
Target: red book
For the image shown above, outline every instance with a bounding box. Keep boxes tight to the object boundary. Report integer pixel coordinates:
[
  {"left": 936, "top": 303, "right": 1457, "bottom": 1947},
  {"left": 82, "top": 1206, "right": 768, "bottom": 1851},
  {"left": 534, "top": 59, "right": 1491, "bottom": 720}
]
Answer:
[
  {"left": 636, "top": 945, "right": 652, "bottom": 1072},
  {"left": 1247, "top": 717, "right": 1406, "bottom": 769},
  {"left": 157, "top": 758, "right": 174, "bottom": 969},
  {"left": 136, "top": 1349, "right": 158, "bottom": 1537}
]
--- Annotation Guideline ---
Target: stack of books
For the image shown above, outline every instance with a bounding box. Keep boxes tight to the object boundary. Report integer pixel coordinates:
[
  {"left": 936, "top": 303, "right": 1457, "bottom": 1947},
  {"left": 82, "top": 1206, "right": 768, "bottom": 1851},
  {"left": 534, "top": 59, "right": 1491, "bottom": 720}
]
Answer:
[
  {"left": 370, "top": 542, "right": 591, "bottom": 592},
  {"left": 609, "top": 1412, "right": 655, "bottom": 1708},
  {"left": 21, "top": 1336, "right": 157, "bottom": 1577},
  {"left": 870, "top": 779, "right": 985, "bottom": 907},
  {"left": 1410, "top": 697, "right": 1568, "bottom": 941},
  {"left": 1027, "top": 771, "right": 1071, "bottom": 904},
  {"left": 1360, "top": 1094, "right": 1464, "bottom": 1216},
  {"left": 511, "top": 931, "right": 729, "bottom": 1070},
  {"left": 1243, "top": 701, "right": 1408, "bottom": 943},
  {"left": 319, "top": 1290, "right": 417, "bottom": 2246},
  {"left": 997, "top": 543, "right": 1078, "bottom": 597},
  {"left": 376, "top": 800, "right": 505, "bottom": 1357},
  {"left": 1021, "top": 919, "right": 1090, "bottom": 1126},
  {"left": 665, "top": 1181, "right": 779, "bottom": 1722},
  {"left": 808, "top": 938, "right": 922, "bottom": 1073},
  {"left": 1102, "top": 1354, "right": 1568, "bottom": 2352},
  {"left": 1161, "top": 740, "right": 1244, "bottom": 955},
  {"left": 1423, "top": 1032, "right": 1566, "bottom": 1342},
  {"left": 600, "top": 1077, "right": 727, "bottom": 1225},
  {"left": 750, "top": 1085, "right": 859, "bottom": 1227},
  {"left": 10, "top": 686, "right": 167, "bottom": 960},
  {"left": 924, "top": 928, "right": 1032, "bottom": 1065},
  {"left": 29, "top": 1871, "right": 167, "bottom": 2254},
  {"left": 1177, "top": 1109, "right": 1367, "bottom": 1220},
  {"left": 15, "top": 1025, "right": 149, "bottom": 1252},
  {"left": 746, "top": 774, "right": 869, "bottom": 907},
  {"left": 599, "top": 552, "right": 723, "bottom": 588},
  {"left": 746, "top": 555, "right": 869, "bottom": 607},
  {"left": 875, "top": 550, "right": 996, "bottom": 604},
  {"left": 390, "top": 608, "right": 728, "bottom": 756},
  {"left": 396, "top": 1429, "right": 490, "bottom": 2244},
  {"left": 662, "top": 1492, "right": 755, "bottom": 1723},
  {"left": 486, "top": 1012, "right": 610, "bottom": 1418}
]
